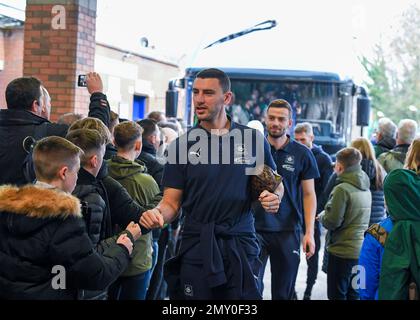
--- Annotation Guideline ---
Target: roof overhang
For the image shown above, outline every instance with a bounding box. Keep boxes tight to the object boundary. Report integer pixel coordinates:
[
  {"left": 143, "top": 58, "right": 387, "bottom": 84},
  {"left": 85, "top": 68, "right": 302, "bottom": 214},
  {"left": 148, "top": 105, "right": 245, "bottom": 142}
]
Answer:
[{"left": 0, "top": 14, "right": 24, "bottom": 28}]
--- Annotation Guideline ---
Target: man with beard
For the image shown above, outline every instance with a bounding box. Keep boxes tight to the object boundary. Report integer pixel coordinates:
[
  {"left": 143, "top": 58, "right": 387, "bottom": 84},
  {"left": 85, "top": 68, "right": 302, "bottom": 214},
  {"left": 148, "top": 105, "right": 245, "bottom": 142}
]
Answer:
[
  {"left": 140, "top": 68, "right": 284, "bottom": 300},
  {"left": 254, "top": 99, "right": 319, "bottom": 300}
]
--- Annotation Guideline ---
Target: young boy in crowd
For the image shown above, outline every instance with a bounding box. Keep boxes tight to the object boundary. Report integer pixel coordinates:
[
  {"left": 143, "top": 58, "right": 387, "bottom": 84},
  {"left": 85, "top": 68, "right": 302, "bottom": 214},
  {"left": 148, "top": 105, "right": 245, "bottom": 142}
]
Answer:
[
  {"left": 107, "top": 121, "right": 161, "bottom": 300},
  {"left": 68, "top": 117, "right": 162, "bottom": 230},
  {"left": 0, "top": 136, "right": 133, "bottom": 299},
  {"left": 66, "top": 129, "right": 142, "bottom": 299},
  {"left": 318, "top": 147, "right": 372, "bottom": 300}
]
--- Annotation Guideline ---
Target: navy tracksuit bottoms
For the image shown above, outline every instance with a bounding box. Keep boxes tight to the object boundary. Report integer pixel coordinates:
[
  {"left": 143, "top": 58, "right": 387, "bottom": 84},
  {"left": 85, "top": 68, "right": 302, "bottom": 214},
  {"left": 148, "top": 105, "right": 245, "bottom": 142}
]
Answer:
[
  {"left": 257, "top": 230, "right": 301, "bottom": 300},
  {"left": 305, "top": 221, "right": 321, "bottom": 293}
]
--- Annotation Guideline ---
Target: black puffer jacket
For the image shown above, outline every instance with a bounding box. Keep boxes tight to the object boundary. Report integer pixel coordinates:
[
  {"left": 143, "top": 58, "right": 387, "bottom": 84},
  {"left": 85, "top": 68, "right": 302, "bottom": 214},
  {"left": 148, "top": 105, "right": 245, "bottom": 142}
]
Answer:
[
  {"left": 360, "top": 159, "right": 386, "bottom": 225},
  {"left": 0, "top": 185, "right": 130, "bottom": 300},
  {"left": 72, "top": 168, "right": 108, "bottom": 247},
  {"left": 137, "top": 142, "right": 164, "bottom": 190},
  {"left": 0, "top": 93, "right": 110, "bottom": 186},
  {"left": 95, "top": 162, "right": 160, "bottom": 235}
]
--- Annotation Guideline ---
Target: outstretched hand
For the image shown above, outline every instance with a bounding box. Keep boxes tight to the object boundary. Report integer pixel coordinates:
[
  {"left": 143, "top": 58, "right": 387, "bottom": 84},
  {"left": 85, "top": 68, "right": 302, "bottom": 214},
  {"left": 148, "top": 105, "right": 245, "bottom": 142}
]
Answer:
[
  {"left": 125, "top": 221, "right": 142, "bottom": 241},
  {"left": 86, "top": 72, "right": 103, "bottom": 95},
  {"left": 117, "top": 234, "right": 133, "bottom": 255},
  {"left": 140, "top": 208, "right": 164, "bottom": 229}
]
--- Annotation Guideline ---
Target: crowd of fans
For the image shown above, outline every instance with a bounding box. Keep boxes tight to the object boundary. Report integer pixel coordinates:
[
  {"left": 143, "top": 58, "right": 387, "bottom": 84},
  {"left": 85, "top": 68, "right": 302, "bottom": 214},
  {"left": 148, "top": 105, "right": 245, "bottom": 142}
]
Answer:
[{"left": 0, "top": 71, "right": 418, "bottom": 300}]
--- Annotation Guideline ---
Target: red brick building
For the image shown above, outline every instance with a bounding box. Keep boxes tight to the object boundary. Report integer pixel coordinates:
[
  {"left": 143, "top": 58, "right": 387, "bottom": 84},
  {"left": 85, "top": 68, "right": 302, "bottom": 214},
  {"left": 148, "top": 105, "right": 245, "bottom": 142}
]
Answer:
[{"left": 0, "top": 1, "right": 179, "bottom": 121}]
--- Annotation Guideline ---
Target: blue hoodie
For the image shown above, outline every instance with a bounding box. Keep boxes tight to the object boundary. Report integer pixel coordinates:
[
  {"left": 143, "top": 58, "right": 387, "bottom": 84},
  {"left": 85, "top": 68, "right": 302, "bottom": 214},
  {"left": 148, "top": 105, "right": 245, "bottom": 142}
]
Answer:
[{"left": 358, "top": 216, "right": 393, "bottom": 300}]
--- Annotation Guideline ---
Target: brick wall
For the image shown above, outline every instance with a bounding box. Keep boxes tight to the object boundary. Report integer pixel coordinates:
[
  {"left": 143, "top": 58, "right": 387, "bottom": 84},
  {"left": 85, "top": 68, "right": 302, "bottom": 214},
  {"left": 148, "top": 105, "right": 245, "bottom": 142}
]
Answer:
[
  {"left": 24, "top": 0, "right": 97, "bottom": 121},
  {"left": 0, "top": 28, "right": 24, "bottom": 109}
]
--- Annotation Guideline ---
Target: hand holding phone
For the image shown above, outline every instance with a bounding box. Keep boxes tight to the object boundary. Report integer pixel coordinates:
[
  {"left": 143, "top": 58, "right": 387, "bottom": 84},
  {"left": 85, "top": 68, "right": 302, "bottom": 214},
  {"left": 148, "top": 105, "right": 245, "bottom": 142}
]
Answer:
[{"left": 85, "top": 72, "right": 103, "bottom": 94}]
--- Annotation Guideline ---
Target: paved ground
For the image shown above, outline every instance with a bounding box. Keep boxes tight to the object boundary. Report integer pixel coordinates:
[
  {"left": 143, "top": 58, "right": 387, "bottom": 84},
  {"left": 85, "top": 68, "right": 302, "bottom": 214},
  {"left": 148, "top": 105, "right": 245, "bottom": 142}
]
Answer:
[{"left": 262, "top": 228, "right": 328, "bottom": 300}]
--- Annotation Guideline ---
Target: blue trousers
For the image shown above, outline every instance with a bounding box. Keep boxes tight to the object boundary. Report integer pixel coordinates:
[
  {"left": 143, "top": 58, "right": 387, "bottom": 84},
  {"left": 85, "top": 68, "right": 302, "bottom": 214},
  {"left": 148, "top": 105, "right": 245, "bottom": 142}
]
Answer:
[
  {"left": 146, "top": 227, "right": 169, "bottom": 300},
  {"left": 178, "top": 256, "right": 261, "bottom": 300},
  {"left": 257, "top": 230, "right": 301, "bottom": 300},
  {"left": 109, "top": 269, "right": 152, "bottom": 300},
  {"left": 305, "top": 221, "right": 321, "bottom": 294},
  {"left": 327, "top": 254, "right": 359, "bottom": 300}
]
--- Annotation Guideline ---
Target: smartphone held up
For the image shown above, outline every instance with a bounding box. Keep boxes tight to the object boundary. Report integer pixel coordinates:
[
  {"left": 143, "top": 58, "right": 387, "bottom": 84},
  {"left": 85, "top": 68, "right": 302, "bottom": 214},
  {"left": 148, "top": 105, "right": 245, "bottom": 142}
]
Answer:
[{"left": 78, "top": 74, "right": 87, "bottom": 87}]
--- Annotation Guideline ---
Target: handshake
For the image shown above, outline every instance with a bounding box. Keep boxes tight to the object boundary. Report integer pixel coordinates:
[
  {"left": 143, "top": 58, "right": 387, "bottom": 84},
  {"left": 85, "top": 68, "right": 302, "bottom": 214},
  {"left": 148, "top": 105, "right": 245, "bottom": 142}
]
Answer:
[{"left": 116, "top": 221, "right": 142, "bottom": 255}]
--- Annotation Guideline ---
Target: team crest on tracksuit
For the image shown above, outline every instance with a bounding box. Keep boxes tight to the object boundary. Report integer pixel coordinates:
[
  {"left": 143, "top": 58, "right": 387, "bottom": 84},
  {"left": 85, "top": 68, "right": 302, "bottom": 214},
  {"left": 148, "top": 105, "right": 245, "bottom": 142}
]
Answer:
[{"left": 184, "top": 284, "right": 194, "bottom": 297}]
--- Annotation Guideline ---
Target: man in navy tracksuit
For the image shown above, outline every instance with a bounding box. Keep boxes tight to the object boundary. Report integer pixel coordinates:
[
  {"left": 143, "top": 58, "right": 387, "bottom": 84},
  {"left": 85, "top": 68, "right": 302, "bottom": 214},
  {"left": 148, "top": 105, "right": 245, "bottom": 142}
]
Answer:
[
  {"left": 254, "top": 99, "right": 319, "bottom": 300},
  {"left": 140, "top": 68, "right": 284, "bottom": 300},
  {"left": 294, "top": 122, "right": 333, "bottom": 300}
]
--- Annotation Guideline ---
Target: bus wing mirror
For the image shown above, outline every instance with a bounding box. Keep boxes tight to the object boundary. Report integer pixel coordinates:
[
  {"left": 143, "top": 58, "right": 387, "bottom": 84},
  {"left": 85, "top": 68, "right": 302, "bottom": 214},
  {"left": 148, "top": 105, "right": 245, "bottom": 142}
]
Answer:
[
  {"left": 166, "top": 89, "right": 179, "bottom": 118},
  {"left": 356, "top": 96, "right": 371, "bottom": 127}
]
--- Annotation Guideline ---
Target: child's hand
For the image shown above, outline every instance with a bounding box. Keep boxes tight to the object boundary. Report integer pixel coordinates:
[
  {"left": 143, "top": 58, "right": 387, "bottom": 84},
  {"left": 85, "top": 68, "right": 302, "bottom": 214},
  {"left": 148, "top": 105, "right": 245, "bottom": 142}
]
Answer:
[
  {"left": 125, "top": 221, "right": 142, "bottom": 241},
  {"left": 117, "top": 234, "right": 133, "bottom": 255}
]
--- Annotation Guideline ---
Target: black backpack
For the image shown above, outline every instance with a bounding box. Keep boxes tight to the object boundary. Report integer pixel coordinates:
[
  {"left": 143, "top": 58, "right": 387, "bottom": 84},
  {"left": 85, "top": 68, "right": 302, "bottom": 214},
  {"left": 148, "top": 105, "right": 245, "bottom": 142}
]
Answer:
[{"left": 22, "top": 123, "right": 49, "bottom": 183}]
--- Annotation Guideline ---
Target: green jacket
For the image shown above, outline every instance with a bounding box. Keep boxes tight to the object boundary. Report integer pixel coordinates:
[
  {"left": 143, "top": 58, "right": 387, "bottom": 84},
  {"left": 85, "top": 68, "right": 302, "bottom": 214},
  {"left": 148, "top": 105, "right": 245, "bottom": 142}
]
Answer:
[
  {"left": 107, "top": 155, "right": 161, "bottom": 276},
  {"left": 319, "top": 165, "right": 372, "bottom": 260},
  {"left": 379, "top": 169, "right": 420, "bottom": 300},
  {"left": 377, "top": 145, "right": 409, "bottom": 173}
]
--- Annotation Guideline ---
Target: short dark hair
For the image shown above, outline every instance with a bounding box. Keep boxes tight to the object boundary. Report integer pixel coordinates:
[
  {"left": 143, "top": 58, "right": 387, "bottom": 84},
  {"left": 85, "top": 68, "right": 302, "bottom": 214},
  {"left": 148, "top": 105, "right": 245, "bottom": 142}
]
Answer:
[
  {"left": 137, "top": 119, "right": 158, "bottom": 139},
  {"left": 66, "top": 129, "right": 106, "bottom": 166},
  {"left": 196, "top": 68, "right": 231, "bottom": 93},
  {"left": 114, "top": 121, "right": 143, "bottom": 151},
  {"left": 267, "top": 99, "right": 293, "bottom": 119},
  {"left": 336, "top": 147, "right": 362, "bottom": 169},
  {"left": 147, "top": 111, "right": 165, "bottom": 123},
  {"left": 33, "top": 136, "right": 83, "bottom": 182},
  {"left": 6, "top": 77, "right": 42, "bottom": 110}
]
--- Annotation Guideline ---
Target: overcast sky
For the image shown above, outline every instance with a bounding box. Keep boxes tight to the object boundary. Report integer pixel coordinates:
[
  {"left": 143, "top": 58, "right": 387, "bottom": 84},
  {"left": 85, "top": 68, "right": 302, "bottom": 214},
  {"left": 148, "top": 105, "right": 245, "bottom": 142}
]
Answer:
[
  {"left": 96, "top": 0, "right": 418, "bottom": 83},
  {"left": 2, "top": 0, "right": 418, "bottom": 83}
]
